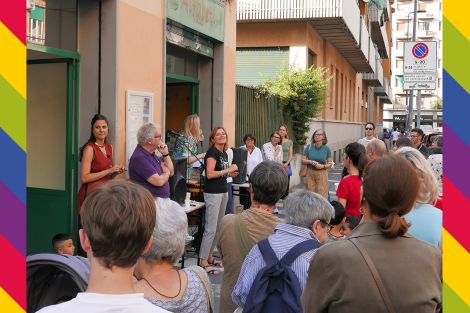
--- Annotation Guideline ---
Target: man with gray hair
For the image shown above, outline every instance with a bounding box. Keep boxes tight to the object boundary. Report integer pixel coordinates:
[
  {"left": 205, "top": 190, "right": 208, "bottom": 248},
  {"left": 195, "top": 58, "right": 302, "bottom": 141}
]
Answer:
[
  {"left": 217, "top": 161, "right": 287, "bottom": 313},
  {"left": 232, "top": 190, "right": 334, "bottom": 309},
  {"left": 129, "top": 123, "right": 174, "bottom": 198},
  {"left": 366, "top": 138, "right": 387, "bottom": 161}
]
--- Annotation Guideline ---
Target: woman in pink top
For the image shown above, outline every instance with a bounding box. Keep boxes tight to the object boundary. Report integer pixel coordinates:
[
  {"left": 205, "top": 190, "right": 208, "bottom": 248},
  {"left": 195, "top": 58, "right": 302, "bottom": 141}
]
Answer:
[{"left": 336, "top": 142, "right": 367, "bottom": 217}]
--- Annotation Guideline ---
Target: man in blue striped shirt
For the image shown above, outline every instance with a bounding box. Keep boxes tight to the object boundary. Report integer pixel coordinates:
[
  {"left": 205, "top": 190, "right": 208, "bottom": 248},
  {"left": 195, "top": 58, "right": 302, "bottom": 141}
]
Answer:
[{"left": 232, "top": 190, "right": 334, "bottom": 308}]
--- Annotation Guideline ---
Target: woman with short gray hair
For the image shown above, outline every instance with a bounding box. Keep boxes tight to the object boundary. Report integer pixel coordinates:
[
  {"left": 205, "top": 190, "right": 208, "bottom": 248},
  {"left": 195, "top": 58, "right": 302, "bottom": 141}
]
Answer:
[{"left": 134, "top": 198, "right": 212, "bottom": 312}]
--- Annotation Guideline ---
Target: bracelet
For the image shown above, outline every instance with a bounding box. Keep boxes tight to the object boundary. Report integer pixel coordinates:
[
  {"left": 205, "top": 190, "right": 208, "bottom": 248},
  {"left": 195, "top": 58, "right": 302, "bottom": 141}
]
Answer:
[{"left": 162, "top": 154, "right": 169, "bottom": 158}]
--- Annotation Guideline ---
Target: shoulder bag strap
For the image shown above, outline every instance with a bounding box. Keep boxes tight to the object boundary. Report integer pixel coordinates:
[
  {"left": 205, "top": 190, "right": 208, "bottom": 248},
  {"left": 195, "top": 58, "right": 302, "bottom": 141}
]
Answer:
[
  {"left": 349, "top": 238, "right": 397, "bottom": 313},
  {"left": 235, "top": 213, "right": 256, "bottom": 257},
  {"left": 188, "top": 265, "right": 214, "bottom": 313}
]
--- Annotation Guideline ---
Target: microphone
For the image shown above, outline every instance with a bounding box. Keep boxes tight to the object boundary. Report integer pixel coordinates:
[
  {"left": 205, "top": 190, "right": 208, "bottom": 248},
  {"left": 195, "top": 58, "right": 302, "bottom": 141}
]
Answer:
[{"left": 167, "top": 130, "right": 184, "bottom": 137}]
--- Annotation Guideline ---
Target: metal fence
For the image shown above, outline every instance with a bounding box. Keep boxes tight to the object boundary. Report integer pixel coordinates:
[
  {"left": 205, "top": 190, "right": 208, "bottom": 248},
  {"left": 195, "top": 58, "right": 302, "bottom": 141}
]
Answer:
[{"left": 235, "top": 85, "right": 285, "bottom": 147}]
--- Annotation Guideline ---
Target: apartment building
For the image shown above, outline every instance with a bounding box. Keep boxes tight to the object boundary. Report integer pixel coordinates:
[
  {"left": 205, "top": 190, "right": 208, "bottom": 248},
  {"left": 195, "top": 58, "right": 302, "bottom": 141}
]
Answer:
[
  {"left": 236, "top": 0, "right": 394, "bottom": 163},
  {"left": 385, "top": 0, "right": 442, "bottom": 130}
]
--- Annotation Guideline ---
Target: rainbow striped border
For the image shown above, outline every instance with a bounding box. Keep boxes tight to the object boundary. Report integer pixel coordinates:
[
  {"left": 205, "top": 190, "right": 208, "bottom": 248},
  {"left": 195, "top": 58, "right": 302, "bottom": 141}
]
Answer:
[
  {"left": 0, "top": 1, "right": 468, "bottom": 312},
  {"left": 0, "top": 1, "right": 26, "bottom": 312},
  {"left": 443, "top": 0, "right": 470, "bottom": 310}
]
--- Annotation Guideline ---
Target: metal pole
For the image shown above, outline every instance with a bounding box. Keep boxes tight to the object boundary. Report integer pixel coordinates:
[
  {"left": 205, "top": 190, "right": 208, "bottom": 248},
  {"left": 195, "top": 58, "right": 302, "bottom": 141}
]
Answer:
[
  {"left": 406, "top": 0, "right": 419, "bottom": 132},
  {"left": 416, "top": 90, "right": 421, "bottom": 127}
]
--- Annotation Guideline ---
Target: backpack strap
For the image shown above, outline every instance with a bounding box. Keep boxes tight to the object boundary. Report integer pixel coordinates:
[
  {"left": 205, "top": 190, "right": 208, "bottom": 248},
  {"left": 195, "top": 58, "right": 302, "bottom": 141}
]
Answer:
[
  {"left": 235, "top": 213, "right": 256, "bottom": 257},
  {"left": 280, "top": 239, "right": 321, "bottom": 266},
  {"left": 257, "top": 238, "right": 279, "bottom": 267}
]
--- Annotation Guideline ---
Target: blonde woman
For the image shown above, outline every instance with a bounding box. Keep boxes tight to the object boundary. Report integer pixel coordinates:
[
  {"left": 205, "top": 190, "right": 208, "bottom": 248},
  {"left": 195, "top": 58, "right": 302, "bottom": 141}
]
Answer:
[
  {"left": 395, "top": 147, "right": 441, "bottom": 248},
  {"left": 173, "top": 114, "right": 206, "bottom": 180}
]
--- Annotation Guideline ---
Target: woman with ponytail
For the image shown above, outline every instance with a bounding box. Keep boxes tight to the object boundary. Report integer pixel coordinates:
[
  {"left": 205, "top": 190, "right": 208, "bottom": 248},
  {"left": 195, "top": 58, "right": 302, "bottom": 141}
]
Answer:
[
  {"left": 336, "top": 142, "right": 367, "bottom": 218},
  {"left": 302, "top": 154, "right": 442, "bottom": 313}
]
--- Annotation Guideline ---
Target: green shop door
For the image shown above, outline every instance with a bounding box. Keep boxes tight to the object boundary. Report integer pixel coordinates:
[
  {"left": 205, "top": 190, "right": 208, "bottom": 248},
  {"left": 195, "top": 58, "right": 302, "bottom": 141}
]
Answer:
[{"left": 27, "top": 56, "right": 79, "bottom": 255}]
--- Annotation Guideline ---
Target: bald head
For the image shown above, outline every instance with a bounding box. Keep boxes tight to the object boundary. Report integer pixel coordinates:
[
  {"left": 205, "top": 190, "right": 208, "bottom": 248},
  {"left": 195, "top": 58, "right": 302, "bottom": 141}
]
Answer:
[{"left": 367, "top": 139, "right": 387, "bottom": 161}]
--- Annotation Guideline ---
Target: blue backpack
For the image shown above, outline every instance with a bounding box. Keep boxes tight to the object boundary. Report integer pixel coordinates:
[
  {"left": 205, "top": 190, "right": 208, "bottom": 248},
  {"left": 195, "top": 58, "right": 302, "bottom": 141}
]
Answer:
[{"left": 243, "top": 238, "right": 321, "bottom": 313}]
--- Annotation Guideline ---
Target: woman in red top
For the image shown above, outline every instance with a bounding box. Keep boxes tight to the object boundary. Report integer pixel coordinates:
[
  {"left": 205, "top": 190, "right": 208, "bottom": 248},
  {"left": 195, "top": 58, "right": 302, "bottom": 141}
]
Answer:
[
  {"left": 336, "top": 142, "right": 367, "bottom": 217},
  {"left": 77, "top": 114, "right": 126, "bottom": 213}
]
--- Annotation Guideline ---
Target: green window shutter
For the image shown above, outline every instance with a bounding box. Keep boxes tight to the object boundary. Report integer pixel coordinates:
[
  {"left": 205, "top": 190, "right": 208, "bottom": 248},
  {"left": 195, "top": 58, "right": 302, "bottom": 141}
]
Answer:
[
  {"left": 236, "top": 48, "right": 289, "bottom": 87},
  {"left": 30, "top": 7, "right": 45, "bottom": 21}
]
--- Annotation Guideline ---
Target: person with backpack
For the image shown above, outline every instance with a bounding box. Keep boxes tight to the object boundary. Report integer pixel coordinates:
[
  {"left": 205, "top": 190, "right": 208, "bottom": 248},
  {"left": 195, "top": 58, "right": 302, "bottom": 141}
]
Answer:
[
  {"left": 232, "top": 190, "right": 334, "bottom": 313},
  {"left": 216, "top": 161, "right": 287, "bottom": 313}
]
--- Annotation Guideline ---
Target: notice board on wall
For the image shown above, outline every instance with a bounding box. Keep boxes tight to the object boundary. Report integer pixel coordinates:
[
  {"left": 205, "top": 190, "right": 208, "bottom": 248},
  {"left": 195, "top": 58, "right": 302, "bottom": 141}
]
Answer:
[{"left": 125, "top": 90, "right": 154, "bottom": 175}]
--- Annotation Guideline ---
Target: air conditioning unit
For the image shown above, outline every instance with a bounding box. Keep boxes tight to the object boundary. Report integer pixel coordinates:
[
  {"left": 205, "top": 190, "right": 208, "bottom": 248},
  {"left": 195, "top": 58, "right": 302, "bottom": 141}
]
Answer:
[{"left": 27, "top": 0, "right": 35, "bottom": 10}]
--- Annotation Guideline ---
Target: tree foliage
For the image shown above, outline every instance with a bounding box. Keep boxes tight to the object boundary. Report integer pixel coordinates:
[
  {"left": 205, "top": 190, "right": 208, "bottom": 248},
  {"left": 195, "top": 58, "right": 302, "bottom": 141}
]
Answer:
[{"left": 257, "top": 66, "right": 330, "bottom": 146}]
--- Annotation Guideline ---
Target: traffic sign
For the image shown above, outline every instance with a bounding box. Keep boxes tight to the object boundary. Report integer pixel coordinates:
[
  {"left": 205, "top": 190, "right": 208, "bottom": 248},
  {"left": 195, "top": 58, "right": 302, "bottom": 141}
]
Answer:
[
  {"left": 403, "top": 73, "right": 437, "bottom": 83},
  {"left": 404, "top": 41, "right": 437, "bottom": 73},
  {"left": 403, "top": 82, "right": 436, "bottom": 90},
  {"left": 412, "top": 43, "right": 429, "bottom": 59}
]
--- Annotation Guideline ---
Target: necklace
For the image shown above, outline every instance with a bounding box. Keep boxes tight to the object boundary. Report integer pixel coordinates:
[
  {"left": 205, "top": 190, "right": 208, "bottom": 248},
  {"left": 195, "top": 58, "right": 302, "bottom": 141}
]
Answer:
[
  {"left": 95, "top": 142, "right": 105, "bottom": 148},
  {"left": 141, "top": 270, "right": 182, "bottom": 299}
]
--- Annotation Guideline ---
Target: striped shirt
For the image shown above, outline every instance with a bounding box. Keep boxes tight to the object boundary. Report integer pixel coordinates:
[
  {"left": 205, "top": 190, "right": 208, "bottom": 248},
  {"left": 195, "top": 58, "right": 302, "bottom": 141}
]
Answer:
[{"left": 232, "top": 223, "right": 322, "bottom": 307}]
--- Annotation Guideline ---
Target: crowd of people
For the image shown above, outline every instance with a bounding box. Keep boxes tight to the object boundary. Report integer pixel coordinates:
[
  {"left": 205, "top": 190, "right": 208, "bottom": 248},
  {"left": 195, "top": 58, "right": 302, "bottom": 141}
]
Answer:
[{"left": 39, "top": 115, "right": 442, "bottom": 313}]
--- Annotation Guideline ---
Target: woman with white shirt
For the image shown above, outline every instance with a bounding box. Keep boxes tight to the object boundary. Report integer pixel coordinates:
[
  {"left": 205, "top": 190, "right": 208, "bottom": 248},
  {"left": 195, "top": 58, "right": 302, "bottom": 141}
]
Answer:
[
  {"left": 239, "top": 133, "right": 263, "bottom": 209},
  {"left": 240, "top": 133, "right": 263, "bottom": 181},
  {"left": 262, "top": 131, "right": 283, "bottom": 163}
]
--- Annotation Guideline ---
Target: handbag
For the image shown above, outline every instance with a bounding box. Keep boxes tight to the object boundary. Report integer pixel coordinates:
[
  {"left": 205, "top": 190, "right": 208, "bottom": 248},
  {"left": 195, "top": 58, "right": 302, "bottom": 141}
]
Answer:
[
  {"left": 287, "top": 163, "right": 292, "bottom": 176},
  {"left": 189, "top": 265, "right": 214, "bottom": 313},
  {"left": 299, "top": 144, "right": 310, "bottom": 177},
  {"left": 348, "top": 238, "right": 397, "bottom": 313}
]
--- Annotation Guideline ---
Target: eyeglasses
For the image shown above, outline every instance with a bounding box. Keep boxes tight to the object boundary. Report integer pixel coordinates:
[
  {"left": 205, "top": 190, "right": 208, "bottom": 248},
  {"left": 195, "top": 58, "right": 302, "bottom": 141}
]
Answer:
[
  {"left": 154, "top": 135, "right": 162, "bottom": 139},
  {"left": 314, "top": 134, "right": 323, "bottom": 136},
  {"left": 365, "top": 128, "right": 374, "bottom": 130}
]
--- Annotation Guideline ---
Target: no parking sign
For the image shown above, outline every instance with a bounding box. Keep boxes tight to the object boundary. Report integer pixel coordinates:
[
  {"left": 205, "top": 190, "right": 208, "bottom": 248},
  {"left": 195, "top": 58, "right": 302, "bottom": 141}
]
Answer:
[
  {"left": 404, "top": 41, "right": 437, "bottom": 73},
  {"left": 403, "top": 41, "right": 437, "bottom": 90}
]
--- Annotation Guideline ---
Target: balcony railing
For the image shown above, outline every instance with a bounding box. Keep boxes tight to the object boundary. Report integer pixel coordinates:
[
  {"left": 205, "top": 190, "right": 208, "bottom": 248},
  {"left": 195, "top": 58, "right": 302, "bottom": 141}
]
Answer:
[
  {"left": 369, "top": 5, "right": 389, "bottom": 58},
  {"left": 237, "top": 0, "right": 373, "bottom": 72},
  {"left": 363, "top": 49, "right": 384, "bottom": 87}
]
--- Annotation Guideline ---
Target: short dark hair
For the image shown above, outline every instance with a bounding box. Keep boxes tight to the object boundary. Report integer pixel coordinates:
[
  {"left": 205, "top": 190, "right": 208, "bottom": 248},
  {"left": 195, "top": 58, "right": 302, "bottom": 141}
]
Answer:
[
  {"left": 249, "top": 161, "right": 288, "bottom": 205},
  {"left": 329, "top": 200, "right": 345, "bottom": 226},
  {"left": 52, "top": 233, "right": 72, "bottom": 251},
  {"left": 411, "top": 128, "right": 424, "bottom": 138},
  {"left": 396, "top": 137, "right": 412, "bottom": 149},
  {"left": 345, "top": 216, "right": 360, "bottom": 230},
  {"left": 363, "top": 154, "right": 419, "bottom": 238},
  {"left": 80, "top": 180, "right": 156, "bottom": 269},
  {"left": 365, "top": 122, "right": 376, "bottom": 130},
  {"left": 243, "top": 133, "right": 256, "bottom": 144}
]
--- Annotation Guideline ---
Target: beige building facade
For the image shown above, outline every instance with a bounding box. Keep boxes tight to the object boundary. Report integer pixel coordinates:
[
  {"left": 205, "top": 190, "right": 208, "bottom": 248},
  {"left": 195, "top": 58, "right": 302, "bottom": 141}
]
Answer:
[{"left": 26, "top": 0, "right": 237, "bottom": 253}]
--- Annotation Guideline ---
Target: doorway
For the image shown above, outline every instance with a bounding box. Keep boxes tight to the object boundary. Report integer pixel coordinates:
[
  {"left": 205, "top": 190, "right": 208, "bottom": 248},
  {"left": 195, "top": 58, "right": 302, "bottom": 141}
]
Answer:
[
  {"left": 165, "top": 73, "right": 199, "bottom": 151},
  {"left": 27, "top": 48, "right": 79, "bottom": 254}
]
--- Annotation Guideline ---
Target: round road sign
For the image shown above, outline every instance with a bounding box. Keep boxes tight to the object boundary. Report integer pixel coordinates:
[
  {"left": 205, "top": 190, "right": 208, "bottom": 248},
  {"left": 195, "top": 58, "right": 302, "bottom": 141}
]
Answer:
[{"left": 412, "top": 42, "right": 429, "bottom": 59}]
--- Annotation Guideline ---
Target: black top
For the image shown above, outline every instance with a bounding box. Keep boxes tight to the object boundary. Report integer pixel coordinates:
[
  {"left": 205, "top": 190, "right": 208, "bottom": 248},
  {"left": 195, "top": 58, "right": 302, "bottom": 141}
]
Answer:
[{"left": 204, "top": 145, "right": 229, "bottom": 193}]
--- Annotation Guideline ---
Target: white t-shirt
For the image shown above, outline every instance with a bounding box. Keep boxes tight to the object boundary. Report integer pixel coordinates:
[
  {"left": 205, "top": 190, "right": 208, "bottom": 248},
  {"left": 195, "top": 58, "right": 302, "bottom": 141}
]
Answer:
[
  {"left": 357, "top": 137, "right": 374, "bottom": 148},
  {"left": 392, "top": 130, "right": 400, "bottom": 141},
  {"left": 240, "top": 145, "right": 263, "bottom": 181},
  {"left": 36, "top": 293, "right": 170, "bottom": 313}
]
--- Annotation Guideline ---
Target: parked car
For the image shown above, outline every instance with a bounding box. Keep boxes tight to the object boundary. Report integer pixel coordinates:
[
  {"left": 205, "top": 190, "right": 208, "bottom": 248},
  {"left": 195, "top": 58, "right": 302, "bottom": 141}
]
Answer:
[{"left": 423, "top": 132, "right": 442, "bottom": 147}]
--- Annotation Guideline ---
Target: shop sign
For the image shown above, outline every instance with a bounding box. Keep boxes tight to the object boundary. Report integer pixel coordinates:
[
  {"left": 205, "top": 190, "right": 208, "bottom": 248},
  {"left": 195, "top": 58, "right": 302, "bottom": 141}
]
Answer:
[
  {"left": 393, "top": 115, "right": 406, "bottom": 122},
  {"left": 167, "top": 0, "right": 225, "bottom": 42}
]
